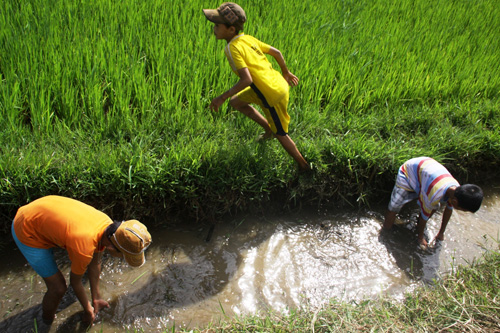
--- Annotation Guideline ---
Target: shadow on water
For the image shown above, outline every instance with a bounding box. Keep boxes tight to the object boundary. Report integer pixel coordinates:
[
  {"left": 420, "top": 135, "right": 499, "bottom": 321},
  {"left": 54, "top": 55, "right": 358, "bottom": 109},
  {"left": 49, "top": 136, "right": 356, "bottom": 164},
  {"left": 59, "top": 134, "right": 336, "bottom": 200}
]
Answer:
[
  {"left": 57, "top": 262, "right": 236, "bottom": 331},
  {"left": 100, "top": 242, "right": 243, "bottom": 328},
  {"left": 0, "top": 276, "right": 87, "bottom": 333},
  {"left": 1, "top": 185, "right": 499, "bottom": 332},
  {"left": 0, "top": 221, "right": 249, "bottom": 332},
  {"left": 378, "top": 222, "right": 443, "bottom": 284}
]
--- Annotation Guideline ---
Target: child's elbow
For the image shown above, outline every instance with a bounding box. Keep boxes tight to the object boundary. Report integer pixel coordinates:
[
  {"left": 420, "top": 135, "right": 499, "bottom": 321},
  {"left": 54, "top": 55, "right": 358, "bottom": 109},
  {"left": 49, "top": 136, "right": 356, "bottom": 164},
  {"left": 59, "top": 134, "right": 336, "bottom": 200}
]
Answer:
[{"left": 243, "top": 76, "right": 253, "bottom": 86}]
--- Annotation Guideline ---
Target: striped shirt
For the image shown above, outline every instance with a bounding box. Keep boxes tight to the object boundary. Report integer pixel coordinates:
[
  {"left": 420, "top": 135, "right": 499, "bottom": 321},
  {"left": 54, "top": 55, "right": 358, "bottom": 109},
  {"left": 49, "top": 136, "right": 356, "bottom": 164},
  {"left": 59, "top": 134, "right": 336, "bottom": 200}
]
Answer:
[{"left": 396, "top": 157, "right": 459, "bottom": 221}]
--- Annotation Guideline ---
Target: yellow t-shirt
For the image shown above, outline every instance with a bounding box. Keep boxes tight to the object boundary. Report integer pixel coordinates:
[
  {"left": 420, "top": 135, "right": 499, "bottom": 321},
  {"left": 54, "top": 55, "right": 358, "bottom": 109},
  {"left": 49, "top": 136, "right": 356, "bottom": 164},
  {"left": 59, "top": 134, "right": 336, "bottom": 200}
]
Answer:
[
  {"left": 14, "top": 195, "right": 112, "bottom": 275},
  {"left": 224, "top": 33, "right": 288, "bottom": 106}
]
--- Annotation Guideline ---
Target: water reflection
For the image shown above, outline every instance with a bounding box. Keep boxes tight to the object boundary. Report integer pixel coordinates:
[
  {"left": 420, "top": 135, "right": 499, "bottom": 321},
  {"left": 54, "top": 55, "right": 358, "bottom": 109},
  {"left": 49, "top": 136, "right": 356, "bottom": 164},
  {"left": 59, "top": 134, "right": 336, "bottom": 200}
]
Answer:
[{"left": 0, "top": 188, "right": 498, "bottom": 332}]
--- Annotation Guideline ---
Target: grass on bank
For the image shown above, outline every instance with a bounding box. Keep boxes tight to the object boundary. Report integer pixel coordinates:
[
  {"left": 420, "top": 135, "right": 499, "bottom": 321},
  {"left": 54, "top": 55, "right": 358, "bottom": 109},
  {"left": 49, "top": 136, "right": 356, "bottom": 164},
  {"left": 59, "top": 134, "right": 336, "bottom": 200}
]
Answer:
[
  {"left": 184, "top": 246, "right": 500, "bottom": 332},
  {"left": 1, "top": 0, "right": 500, "bottom": 227}
]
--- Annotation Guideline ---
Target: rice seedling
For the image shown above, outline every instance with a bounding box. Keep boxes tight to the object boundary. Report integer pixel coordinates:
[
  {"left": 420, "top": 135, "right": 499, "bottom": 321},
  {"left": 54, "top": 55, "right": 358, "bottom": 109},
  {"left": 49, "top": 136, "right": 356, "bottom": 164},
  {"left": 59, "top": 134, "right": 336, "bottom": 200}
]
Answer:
[{"left": 0, "top": 0, "right": 499, "bottom": 225}]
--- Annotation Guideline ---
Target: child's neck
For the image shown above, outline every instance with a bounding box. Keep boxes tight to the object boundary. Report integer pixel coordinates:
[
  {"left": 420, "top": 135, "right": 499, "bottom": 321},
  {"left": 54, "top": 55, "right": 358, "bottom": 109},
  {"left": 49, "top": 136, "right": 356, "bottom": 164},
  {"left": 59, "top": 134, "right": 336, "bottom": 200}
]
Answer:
[
  {"left": 446, "top": 186, "right": 457, "bottom": 198},
  {"left": 225, "top": 32, "right": 242, "bottom": 43}
]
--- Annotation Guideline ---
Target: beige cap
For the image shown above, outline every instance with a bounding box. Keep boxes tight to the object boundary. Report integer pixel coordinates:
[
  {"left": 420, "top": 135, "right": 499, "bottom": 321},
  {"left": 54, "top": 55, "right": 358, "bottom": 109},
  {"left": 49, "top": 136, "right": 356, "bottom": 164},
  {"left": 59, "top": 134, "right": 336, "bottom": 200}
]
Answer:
[{"left": 110, "top": 220, "right": 152, "bottom": 267}]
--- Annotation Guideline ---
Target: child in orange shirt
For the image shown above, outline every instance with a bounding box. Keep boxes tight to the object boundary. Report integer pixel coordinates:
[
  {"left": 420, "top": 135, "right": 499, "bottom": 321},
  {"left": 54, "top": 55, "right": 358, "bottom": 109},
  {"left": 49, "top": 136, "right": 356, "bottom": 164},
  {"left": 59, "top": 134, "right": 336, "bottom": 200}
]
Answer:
[{"left": 12, "top": 195, "right": 152, "bottom": 326}]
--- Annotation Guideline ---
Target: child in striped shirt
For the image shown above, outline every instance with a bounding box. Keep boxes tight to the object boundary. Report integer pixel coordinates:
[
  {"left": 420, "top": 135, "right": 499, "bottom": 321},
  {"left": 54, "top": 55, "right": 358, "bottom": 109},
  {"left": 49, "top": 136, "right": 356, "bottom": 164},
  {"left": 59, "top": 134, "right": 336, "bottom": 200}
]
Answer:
[{"left": 382, "top": 157, "right": 483, "bottom": 248}]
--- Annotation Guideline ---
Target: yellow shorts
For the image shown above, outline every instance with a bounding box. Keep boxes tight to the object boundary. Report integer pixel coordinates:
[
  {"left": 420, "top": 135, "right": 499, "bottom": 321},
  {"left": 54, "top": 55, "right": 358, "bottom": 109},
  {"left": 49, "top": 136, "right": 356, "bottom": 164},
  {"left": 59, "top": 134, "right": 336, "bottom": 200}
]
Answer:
[{"left": 236, "top": 85, "right": 290, "bottom": 136}]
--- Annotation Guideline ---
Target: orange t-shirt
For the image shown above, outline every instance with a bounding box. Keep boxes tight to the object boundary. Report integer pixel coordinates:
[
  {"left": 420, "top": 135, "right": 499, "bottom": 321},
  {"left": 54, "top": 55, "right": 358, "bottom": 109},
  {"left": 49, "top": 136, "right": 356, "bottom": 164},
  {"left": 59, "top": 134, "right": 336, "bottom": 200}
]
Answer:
[{"left": 13, "top": 196, "right": 112, "bottom": 275}]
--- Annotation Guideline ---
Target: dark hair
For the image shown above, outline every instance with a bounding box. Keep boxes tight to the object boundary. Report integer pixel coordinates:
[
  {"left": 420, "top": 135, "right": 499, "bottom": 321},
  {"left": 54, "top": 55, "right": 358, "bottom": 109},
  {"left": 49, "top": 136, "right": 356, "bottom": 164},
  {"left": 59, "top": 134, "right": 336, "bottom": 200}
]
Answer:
[
  {"left": 105, "top": 220, "right": 123, "bottom": 239},
  {"left": 223, "top": 22, "right": 242, "bottom": 34},
  {"left": 455, "top": 184, "right": 483, "bottom": 212}
]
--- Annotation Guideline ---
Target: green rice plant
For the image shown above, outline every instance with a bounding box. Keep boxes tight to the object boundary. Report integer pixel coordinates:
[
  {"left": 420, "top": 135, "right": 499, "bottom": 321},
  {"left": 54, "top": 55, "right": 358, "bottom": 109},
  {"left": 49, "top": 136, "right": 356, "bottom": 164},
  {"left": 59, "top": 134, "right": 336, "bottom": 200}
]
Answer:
[{"left": 0, "top": 0, "right": 499, "bottom": 225}]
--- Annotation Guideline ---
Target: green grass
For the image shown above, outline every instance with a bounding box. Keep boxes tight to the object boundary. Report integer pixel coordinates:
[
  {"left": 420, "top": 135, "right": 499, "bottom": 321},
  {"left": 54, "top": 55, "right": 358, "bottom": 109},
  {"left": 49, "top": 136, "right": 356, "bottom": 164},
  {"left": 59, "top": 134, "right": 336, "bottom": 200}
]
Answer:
[
  {"left": 1, "top": 1, "right": 499, "bottom": 330},
  {"left": 1, "top": 0, "right": 500, "bottom": 228}
]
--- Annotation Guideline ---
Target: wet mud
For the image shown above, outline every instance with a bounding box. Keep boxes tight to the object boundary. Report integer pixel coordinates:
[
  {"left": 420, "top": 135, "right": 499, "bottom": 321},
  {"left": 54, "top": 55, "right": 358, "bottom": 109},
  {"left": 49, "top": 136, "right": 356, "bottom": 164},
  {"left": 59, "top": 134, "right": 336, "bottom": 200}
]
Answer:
[{"left": 1, "top": 187, "right": 498, "bottom": 332}]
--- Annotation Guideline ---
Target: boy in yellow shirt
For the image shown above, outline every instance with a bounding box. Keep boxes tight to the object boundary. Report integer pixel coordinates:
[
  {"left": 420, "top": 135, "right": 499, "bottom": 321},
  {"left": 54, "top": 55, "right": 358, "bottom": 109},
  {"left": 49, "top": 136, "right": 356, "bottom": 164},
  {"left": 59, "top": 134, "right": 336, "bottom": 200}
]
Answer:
[{"left": 203, "top": 2, "right": 310, "bottom": 171}]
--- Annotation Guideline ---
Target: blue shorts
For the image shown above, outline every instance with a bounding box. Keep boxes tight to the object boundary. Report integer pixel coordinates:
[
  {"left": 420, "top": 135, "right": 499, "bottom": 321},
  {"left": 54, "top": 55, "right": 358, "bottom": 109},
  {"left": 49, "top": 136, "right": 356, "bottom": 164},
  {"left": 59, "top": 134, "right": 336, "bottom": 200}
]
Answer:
[{"left": 11, "top": 222, "right": 59, "bottom": 278}]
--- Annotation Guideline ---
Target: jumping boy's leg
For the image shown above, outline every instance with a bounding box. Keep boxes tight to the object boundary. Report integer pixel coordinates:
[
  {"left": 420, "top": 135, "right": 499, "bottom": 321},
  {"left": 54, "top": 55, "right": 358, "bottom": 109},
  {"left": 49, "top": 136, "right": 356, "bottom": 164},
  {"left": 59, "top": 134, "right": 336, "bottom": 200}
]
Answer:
[
  {"left": 276, "top": 134, "right": 310, "bottom": 171},
  {"left": 230, "top": 94, "right": 309, "bottom": 170},
  {"left": 42, "top": 271, "right": 67, "bottom": 323},
  {"left": 230, "top": 96, "right": 273, "bottom": 137}
]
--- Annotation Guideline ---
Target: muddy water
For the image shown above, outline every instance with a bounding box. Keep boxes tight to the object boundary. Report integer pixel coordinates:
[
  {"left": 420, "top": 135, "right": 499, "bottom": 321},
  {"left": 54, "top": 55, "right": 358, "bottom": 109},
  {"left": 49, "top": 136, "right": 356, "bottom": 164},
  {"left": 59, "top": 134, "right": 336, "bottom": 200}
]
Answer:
[{"left": 1, "top": 187, "right": 499, "bottom": 332}]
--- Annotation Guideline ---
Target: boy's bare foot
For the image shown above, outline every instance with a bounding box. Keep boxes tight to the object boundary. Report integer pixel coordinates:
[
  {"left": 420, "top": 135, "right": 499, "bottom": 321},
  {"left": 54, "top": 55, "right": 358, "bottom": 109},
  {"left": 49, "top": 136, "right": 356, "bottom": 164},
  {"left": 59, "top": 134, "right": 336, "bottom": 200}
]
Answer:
[
  {"left": 298, "top": 161, "right": 312, "bottom": 173},
  {"left": 418, "top": 238, "right": 429, "bottom": 251}
]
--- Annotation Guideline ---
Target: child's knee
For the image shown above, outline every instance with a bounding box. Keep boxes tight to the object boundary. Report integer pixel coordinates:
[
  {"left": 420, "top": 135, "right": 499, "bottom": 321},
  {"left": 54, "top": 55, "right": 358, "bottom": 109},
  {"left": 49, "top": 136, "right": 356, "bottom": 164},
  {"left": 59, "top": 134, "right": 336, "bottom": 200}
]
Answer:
[
  {"left": 228, "top": 95, "right": 241, "bottom": 109},
  {"left": 49, "top": 282, "right": 68, "bottom": 298},
  {"left": 229, "top": 95, "right": 251, "bottom": 111}
]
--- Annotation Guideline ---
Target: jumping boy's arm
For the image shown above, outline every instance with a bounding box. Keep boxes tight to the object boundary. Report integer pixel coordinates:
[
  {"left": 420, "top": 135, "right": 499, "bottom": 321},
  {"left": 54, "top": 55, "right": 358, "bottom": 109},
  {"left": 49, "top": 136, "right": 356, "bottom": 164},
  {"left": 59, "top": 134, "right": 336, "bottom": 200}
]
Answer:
[
  {"left": 210, "top": 67, "right": 252, "bottom": 112},
  {"left": 266, "top": 47, "right": 299, "bottom": 86}
]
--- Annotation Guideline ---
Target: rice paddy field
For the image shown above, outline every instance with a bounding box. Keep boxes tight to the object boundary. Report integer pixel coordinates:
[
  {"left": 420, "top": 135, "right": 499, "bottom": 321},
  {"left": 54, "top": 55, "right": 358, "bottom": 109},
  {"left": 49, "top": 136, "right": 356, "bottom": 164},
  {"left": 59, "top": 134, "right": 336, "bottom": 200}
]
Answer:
[{"left": 1, "top": 0, "right": 500, "bottom": 228}]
